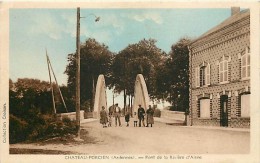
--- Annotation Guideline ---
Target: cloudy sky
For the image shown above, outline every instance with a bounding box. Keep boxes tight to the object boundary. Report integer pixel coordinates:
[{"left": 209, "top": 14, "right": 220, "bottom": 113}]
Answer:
[{"left": 10, "top": 8, "right": 232, "bottom": 107}]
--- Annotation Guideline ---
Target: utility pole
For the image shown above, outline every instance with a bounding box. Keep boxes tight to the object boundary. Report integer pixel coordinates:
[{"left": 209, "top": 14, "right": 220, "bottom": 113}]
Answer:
[
  {"left": 76, "top": 7, "right": 81, "bottom": 139},
  {"left": 47, "top": 54, "right": 68, "bottom": 113},
  {"left": 46, "top": 50, "right": 56, "bottom": 115},
  {"left": 75, "top": 8, "right": 100, "bottom": 140}
]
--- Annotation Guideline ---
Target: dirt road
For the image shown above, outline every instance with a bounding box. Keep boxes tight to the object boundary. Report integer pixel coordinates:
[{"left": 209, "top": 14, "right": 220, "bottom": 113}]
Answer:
[{"left": 10, "top": 118, "right": 250, "bottom": 154}]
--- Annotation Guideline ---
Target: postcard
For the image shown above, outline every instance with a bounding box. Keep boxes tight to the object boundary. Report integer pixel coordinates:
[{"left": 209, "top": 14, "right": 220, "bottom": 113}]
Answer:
[{"left": 0, "top": 1, "right": 259, "bottom": 163}]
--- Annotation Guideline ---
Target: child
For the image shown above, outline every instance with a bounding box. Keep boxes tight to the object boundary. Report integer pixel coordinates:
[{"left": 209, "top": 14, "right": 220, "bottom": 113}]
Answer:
[
  {"left": 125, "top": 111, "right": 130, "bottom": 127},
  {"left": 133, "top": 112, "right": 138, "bottom": 127},
  {"left": 108, "top": 114, "right": 112, "bottom": 127}
]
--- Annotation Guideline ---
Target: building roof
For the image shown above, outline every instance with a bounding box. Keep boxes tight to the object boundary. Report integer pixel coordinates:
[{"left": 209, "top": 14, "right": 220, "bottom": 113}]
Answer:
[{"left": 191, "top": 9, "right": 250, "bottom": 44}]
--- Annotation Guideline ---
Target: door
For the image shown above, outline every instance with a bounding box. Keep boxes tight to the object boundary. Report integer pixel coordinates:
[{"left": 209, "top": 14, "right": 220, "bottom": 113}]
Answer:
[{"left": 220, "top": 95, "right": 228, "bottom": 127}]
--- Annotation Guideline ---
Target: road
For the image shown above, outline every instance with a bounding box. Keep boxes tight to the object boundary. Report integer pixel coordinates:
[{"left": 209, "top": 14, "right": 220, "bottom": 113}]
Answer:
[{"left": 10, "top": 118, "right": 250, "bottom": 154}]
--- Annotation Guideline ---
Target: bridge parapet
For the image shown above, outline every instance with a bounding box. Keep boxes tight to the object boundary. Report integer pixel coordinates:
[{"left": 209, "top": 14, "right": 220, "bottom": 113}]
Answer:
[
  {"left": 160, "top": 110, "right": 185, "bottom": 121},
  {"left": 56, "top": 110, "right": 84, "bottom": 121}
]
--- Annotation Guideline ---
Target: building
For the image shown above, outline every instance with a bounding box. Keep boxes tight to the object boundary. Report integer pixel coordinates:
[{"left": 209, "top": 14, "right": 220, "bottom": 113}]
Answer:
[{"left": 188, "top": 8, "right": 250, "bottom": 128}]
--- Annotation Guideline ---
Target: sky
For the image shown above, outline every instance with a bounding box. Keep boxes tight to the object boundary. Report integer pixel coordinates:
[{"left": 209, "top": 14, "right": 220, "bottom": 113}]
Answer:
[{"left": 10, "top": 8, "right": 232, "bottom": 108}]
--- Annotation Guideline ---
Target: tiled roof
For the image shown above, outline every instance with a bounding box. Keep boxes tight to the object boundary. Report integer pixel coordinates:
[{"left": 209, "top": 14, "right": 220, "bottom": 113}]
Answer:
[{"left": 191, "top": 9, "right": 250, "bottom": 44}]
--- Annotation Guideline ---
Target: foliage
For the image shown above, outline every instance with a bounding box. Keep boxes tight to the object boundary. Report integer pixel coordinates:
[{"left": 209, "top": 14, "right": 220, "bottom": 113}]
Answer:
[
  {"left": 111, "top": 38, "right": 165, "bottom": 107},
  {"left": 65, "top": 38, "right": 113, "bottom": 110},
  {"left": 9, "top": 113, "right": 77, "bottom": 144},
  {"left": 9, "top": 78, "right": 77, "bottom": 144},
  {"left": 9, "top": 78, "right": 69, "bottom": 114},
  {"left": 9, "top": 114, "right": 28, "bottom": 143},
  {"left": 10, "top": 79, "right": 52, "bottom": 115},
  {"left": 156, "top": 38, "right": 191, "bottom": 112}
]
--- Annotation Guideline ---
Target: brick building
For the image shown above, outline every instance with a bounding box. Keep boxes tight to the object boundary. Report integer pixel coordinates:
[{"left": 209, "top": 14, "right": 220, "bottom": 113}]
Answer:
[{"left": 188, "top": 8, "right": 250, "bottom": 128}]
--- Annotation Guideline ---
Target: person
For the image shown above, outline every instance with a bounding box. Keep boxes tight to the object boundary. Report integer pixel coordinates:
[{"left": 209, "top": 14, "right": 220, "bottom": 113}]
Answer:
[
  {"left": 125, "top": 110, "right": 130, "bottom": 127},
  {"left": 100, "top": 106, "right": 108, "bottom": 128},
  {"left": 137, "top": 104, "right": 145, "bottom": 127},
  {"left": 114, "top": 103, "right": 121, "bottom": 127},
  {"left": 108, "top": 105, "right": 114, "bottom": 116},
  {"left": 133, "top": 112, "right": 138, "bottom": 127},
  {"left": 108, "top": 114, "right": 112, "bottom": 127},
  {"left": 146, "top": 105, "right": 154, "bottom": 127}
]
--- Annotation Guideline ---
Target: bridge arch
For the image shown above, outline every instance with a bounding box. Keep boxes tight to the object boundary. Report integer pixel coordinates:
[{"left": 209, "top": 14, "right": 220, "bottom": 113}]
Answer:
[
  {"left": 93, "top": 74, "right": 107, "bottom": 119},
  {"left": 133, "top": 74, "right": 150, "bottom": 114}
]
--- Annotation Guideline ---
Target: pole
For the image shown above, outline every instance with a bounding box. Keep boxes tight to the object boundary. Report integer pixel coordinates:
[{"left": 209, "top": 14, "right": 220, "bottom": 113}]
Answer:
[
  {"left": 92, "top": 75, "right": 95, "bottom": 112},
  {"left": 46, "top": 50, "right": 56, "bottom": 114},
  {"left": 47, "top": 56, "right": 68, "bottom": 113},
  {"left": 113, "top": 91, "right": 114, "bottom": 107},
  {"left": 76, "top": 7, "right": 81, "bottom": 138}
]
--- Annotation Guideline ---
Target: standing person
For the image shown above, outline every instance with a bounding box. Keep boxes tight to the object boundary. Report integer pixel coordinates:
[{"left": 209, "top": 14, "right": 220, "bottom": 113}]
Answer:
[
  {"left": 146, "top": 105, "right": 154, "bottom": 127},
  {"left": 125, "top": 111, "right": 130, "bottom": 127},
  {"left": 137, "top": 104, "right": 145, "bottom": 127},
  {"left": 108, "top": 114, "right": 112, "bottom": 127},
  {"left": 133, "top": 112, "right": 138, "bottom": 127},
  {"left": 114, "top": 103, "right": 121, "bottom": 127},
  {"left": 109, "top": 105, "right": 114, "bottom": 116},
  {"left": 100, "top": 106, "right": 108, "bottom": 128}
]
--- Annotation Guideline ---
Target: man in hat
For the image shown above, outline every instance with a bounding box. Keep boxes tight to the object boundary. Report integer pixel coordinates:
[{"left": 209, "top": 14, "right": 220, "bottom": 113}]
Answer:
[{"left": 137, "top": 104, "right": 145, "bottom": 127}]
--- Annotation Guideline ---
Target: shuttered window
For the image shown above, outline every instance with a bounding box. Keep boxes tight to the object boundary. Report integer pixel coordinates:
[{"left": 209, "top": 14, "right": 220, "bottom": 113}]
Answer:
[
  {"left": 195, "top": 67, "right": 200, "bottom": 87},
  {"left": 206, "top": 63, "right": 210, "bottom": 86},
  {"left": 219, "top": 60, "right": 228, "bottom": 84},
  {"left": 200, "top": 99, "right": 210, "bottom": 118},
  {"left": 241, "top": 94, "right": 250, "bottom": 117},
  {"left": 241, "top": 49, "right": 250, "bottom": 79}
]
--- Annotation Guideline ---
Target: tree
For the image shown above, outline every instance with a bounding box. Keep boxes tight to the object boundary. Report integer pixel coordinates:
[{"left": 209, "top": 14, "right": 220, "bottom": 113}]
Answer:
[
  {"left": 111, "top": 38, "right": 165, "bottom": 108},
  {"left": 65, "top": 38, "right": 113, "bottom": 111},
  {"left": 9, "top": 78, "right": 79, "bottom": 143},
  {"left": 156, "top": 38, "right": 191, "bottom": 112},
  {"left": 9, "top": 78, "right": 56, "bottom": 115}
]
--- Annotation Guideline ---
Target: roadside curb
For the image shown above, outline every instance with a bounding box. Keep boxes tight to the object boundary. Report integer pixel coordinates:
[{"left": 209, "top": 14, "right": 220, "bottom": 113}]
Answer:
[
  {"left": 81, "top": 118, "right": 98, "bottom": 124},
  {"left": 154, "top": 117, "right": 185, "bottom": 126},
  {"left": 181, "top": 126, "right": 250, "bottom": 132}
]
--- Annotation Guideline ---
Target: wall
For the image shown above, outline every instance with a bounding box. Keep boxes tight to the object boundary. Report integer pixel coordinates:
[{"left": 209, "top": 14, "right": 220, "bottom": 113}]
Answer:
[
  {"left": 161, "top": 110, "right": 185, "bottom": 121},
  {"left": 56, "top": 110, "right": 84, "bottom": 121}
]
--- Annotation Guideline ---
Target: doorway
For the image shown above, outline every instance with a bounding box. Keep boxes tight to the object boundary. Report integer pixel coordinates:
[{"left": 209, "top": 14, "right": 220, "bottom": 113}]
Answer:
[{"left": 220, "top": 95, "right": 228, "bottom": 127}]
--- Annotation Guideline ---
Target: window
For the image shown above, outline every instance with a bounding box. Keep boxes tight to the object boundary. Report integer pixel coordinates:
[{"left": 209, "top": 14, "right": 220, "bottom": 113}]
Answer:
[
  {"left": 241, "top": 94, "right": 250, "bottom": 117},
  {"left": 195, "top": 63, "right": 210, "bottom": 87},
  {"left": 241, "top": 48, "right": 250, "bottom": 79},
  {"left": 195, "top": 67, "right": 200, "bottom": 87},
  {"left": 200, "top": 99, "right": 210, "bottom": 118},
  {"left": 200, "top": 66, "right": 206, "bottom": 86},
  {"left": 219, "top": 60, "right": 228, "bottom": 84},
  {"left": 206, "top": 63, "right": 210, "bottom": 86}
]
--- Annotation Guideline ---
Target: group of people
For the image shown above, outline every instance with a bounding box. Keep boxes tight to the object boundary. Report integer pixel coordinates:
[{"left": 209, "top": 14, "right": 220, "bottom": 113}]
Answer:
[{"left": 99, "top": 103, "right": 154, "bottom": 128}]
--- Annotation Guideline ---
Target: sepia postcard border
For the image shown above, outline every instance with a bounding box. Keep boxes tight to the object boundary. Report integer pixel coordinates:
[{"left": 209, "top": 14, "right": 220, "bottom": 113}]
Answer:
[{"left": 0, "top": 1, "right": 259, "bottom": 163}]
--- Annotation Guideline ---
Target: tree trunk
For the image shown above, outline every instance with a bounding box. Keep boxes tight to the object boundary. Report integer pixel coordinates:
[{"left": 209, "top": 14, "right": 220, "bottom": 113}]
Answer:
[
  {"left": 124, "top": 89, "right": 126, "bottom": 116},
  {"left": 92, "top": 76, "right": 95, "bottom": 112}
]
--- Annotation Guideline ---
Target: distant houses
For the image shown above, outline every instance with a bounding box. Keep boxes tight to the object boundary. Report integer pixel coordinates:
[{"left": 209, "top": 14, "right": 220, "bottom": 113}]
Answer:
[{"left": 188, "top": 8, "right": 250, "bottom": 128}]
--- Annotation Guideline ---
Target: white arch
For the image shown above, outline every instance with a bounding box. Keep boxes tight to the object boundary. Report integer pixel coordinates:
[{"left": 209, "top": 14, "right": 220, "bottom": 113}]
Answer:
[
  {"left": 133, "top": 74, "right": 150, "bottom": 114},
  {"left": 93, "top": 74, "right": 107, "bottom": 119}
]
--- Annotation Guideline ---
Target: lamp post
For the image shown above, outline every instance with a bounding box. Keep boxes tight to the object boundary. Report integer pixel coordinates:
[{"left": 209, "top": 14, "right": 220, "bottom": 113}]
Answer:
[{"left": 75, "top": 7, "right": 100, "bottom": 140}]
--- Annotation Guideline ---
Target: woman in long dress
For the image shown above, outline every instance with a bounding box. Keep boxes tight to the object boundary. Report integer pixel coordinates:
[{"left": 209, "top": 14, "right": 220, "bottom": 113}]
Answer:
[
  {"left": 146, "top": 105, "right": 154, "bottom": 127},
  {"left": 100, "top": 106, "right": 108, "bottom": 128}
]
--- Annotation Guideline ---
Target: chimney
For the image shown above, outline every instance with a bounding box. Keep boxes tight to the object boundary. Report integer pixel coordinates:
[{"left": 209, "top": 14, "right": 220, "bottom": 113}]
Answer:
[{"left": 231, "top": 7, "right": 240, "bottom": 16}]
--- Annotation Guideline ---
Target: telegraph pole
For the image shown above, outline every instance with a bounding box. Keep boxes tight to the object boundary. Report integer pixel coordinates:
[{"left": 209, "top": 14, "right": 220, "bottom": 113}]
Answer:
[
  {"left": 75, "top": 8, "right": 100, "bottom": 140},
  {"left": 46, "top": 50, "right": 56, "bottom": 115},
  {"left": 76, "top": 7, "right": 81, "bottom": 139}
]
